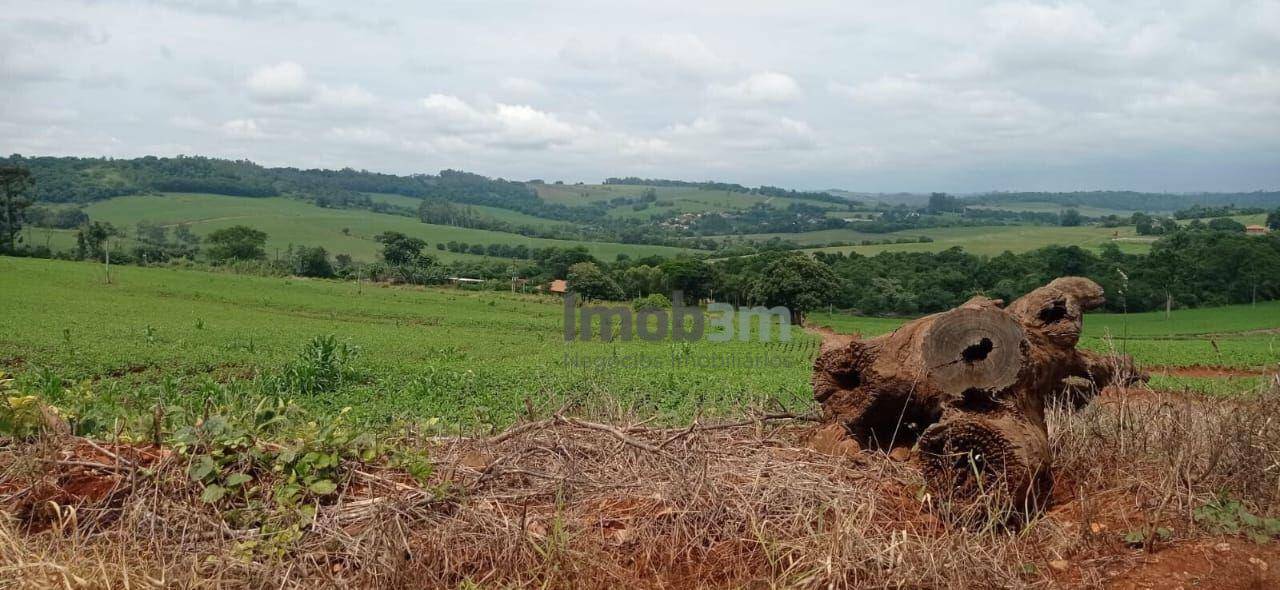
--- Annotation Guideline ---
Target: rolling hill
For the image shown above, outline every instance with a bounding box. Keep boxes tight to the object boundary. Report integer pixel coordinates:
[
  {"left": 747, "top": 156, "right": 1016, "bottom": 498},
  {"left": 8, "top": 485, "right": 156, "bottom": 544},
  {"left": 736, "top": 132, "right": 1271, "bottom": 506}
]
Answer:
[{"left": 24, "top": 193, "right": 699, "bottom": 262}]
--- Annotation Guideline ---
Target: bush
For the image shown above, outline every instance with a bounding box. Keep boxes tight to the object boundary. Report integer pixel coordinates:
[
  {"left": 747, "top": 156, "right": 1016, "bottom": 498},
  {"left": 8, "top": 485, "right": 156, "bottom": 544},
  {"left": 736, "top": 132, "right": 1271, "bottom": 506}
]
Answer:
[
  {"left": 632, "top": 293, "right": 672, "bottom": 311},
  {"left": 268, "top": 335, "right": 361, "bottom": 395}
]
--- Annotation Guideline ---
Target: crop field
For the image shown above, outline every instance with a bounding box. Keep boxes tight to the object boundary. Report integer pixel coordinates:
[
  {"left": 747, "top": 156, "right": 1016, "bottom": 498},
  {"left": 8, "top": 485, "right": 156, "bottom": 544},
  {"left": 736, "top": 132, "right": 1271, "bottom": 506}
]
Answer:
[
  {"left": 967, "top": 201, "right": 1145, "bottom": 216},
  {"left": 810, "top": 300, "right": 1280, "bottom": 394},
  {"left": 4, "top": 255, "right": 1275, "bottom": 438},
  {"left": 533, "top": 183, "right": 845, "bottom": 219},
  {"left": 26, "top": 193, "right": 696, "bottom": 262},
  {"left": 790, "top": 224, "right": 1155, "bottom": 255},
  {"left": 364, "top": 192, "right": 569, "bottom": 230},
  {"left": 0, "top": 257, "right": 816, "bottom": 430}
]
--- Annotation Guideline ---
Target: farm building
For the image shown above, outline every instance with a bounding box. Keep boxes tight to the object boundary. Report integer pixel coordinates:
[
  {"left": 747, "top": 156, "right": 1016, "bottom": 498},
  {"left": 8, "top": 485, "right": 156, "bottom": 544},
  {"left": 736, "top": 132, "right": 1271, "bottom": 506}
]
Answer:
[
  {"left": 548, "top": 279, "right": 568, "bottom": 294},
  {"left": 1246, "top": 224, "right": 1270, "bottom": 235}
]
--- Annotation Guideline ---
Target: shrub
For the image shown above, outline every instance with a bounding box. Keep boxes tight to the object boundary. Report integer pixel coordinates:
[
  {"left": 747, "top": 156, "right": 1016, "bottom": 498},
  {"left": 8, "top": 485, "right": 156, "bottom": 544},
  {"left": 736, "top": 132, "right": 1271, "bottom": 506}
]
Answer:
[
  {"left": 268, "top": 335, "right": 361, "bottom": 395},
  {"left": 632, "top": 293, "right": 672, "bottom": 312}
]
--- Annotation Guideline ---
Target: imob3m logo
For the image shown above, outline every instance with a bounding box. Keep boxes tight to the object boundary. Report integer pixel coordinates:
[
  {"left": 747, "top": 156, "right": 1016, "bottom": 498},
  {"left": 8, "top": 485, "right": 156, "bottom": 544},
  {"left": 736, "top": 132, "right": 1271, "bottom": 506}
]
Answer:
[{"left": 563, "top": 292, "right": 791, "bottom": 342}]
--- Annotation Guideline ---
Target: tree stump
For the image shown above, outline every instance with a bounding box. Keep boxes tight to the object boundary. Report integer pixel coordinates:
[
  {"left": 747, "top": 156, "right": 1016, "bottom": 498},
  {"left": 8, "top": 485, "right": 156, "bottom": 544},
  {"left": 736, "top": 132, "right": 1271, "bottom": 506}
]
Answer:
[{"left": 812, "top": 277, "right": 1146, "bottom": 515}]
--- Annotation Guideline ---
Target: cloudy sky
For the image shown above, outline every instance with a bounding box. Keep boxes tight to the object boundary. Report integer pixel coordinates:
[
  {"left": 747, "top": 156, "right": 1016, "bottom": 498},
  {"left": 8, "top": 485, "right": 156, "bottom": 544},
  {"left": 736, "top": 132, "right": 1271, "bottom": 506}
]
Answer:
[{"left": 1, "top": 0, "right": 1277, "bottom": 192}]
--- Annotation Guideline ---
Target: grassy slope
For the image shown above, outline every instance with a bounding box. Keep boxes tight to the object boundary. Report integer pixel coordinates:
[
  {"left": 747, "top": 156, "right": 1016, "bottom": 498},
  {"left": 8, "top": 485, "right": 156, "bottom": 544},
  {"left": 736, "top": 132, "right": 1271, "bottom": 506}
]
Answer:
[
  {"left": 534, "top": 184, "right": 847, "bottom": 221},
  {"left": 966, "top": 202, "right": 1144, "bottom": 216},
  {"left": 44, "top": 193, "right": 694, "bottom": 262},
  {"left": 786, "top": 224, "right": 1155, "bottom": 256},
  {"left": 0, "top": 257, "right": 815, "bottom": 426},
  {"left": 364, "top": 192, "right": 569, "bottom": 230}
]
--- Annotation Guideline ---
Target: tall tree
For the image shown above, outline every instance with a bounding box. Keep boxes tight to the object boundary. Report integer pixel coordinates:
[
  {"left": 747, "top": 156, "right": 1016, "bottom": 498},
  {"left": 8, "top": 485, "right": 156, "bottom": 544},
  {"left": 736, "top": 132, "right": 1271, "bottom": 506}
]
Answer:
[
  {"left": 75, "top": 221, "right": 118, "bottom": 261},
  {"left": 748, "top": 253, "right": 840, "bottom": 323},
  {"left": 374, "top": 231, "right": 428, "bottom": 265},
  {"left": 567, "top": 262, "right": 624, "bottom": 301},
  {"left": 0, "top": 165, "right": 34, "bottom": 252},
  {"left": 660, "top": 257, "right": 718, "bottom": 301},
  {"left": 205, "top": 225, "right": 268, "bottom": 262}
]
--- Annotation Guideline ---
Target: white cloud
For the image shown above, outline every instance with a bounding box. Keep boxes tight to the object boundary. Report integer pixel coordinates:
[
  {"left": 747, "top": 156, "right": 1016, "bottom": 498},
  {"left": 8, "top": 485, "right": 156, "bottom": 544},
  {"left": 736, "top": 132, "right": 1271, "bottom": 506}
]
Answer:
[
  {"left": 221, "top": 118, "right": 265, "bottom": 138},
  {"left": 245, "top": 61, "right": 312, "bottom": 104},
  {"left": 560, "top": 33, "right": 728, "bottom": 81},
  {"left": 169, "top": 115, "right": 206, "bottom": 130},
  {"left": 419, "top": 94, "right": 586, "bottom": 149},
  {"left": 317, "top": 84, "right": 377, "bottom": 108},
  {"left": 982, "top": 3, "right": 1106, "bottom": 43},
  {"left": 709, "top": 72, "right": 800, "bottom": 103},
  {"left": 325, "top": 126, "right": 392, "bottom": 145},
  {"left": 667, "top": 112, "right": 817, "bottom": 151},
  {"left": 420, "top": 93, "right": 487, "bottom": 131},
  {"left": 499, "top": 76, "right": 547, "bottom": 96},
  {"left": 0, "top": 0, "right": 1277, "bottom": 191},
  {"left": 490, "top": 104, "right": 581, "bottom": 148}
]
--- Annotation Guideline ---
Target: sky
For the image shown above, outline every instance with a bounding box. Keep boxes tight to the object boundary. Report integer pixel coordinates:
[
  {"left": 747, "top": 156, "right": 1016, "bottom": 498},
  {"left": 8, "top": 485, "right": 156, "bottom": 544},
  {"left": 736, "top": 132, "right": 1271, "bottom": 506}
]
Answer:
[{"left": 1, "top": 0, "right": 1278, "bottom": 192}]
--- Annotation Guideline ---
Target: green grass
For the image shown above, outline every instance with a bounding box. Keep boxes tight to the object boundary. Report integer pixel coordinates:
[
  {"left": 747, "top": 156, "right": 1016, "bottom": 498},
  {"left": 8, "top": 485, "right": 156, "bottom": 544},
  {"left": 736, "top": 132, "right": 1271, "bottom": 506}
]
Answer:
[
  {"left": 43, "top": 193, "right": 696, "bottom": 262},
  {"left": 967, "top": 202, "right": 1144, "bottom": 217},
  {"left": 781, "top": 224, "right": 1155, "bottom": 256},
  {"left": 364, "top": 193, "right": 569, "bottom": 230},
  {"left": 0, "top": 257, "right": 816, "bottom": 428},
  {"left": 533, "top": 184, "right": 844, "bottom": 219}
]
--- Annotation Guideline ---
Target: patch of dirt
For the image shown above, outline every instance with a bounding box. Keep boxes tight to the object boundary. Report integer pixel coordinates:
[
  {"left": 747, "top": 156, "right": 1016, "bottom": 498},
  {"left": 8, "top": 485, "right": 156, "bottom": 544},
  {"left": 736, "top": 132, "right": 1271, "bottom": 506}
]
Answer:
[
  {"left": 1104, "top": 539, "right": 1280, "bottom": 589},
  {"left": 0, "top": 355, "right": 26, "bottom": 369},
  {"left": 1148, "top": 365, "right": 1275, "bottom": 378},
  {"left": 1207, "top": 327, "right": 1280, "bottom": 338},
  {"left": 0, "top": 440, "right": 168, "bottom": 533},
  {"left": 803, "top": 323, "right": 859, "bottom": 351},
  {"left": 106, "top": 363, "right": 152, "bottom": 378}
]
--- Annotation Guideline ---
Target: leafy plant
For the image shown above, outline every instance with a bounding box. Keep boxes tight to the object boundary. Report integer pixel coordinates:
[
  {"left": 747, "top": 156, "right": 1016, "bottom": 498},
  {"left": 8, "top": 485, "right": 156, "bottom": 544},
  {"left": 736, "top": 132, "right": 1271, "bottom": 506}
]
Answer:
[
  {"left": 268, "top": 335, "right": 362, "bottom": 395},
  {"left": 1195, "top": 495, "right": 1280, "bottom": 544},
  {"left": 1122, "top": 525, "right": 1172, "bottom": 549},
  {"left": 0, "top": 372, "right": 59, "bottom": 439},
  {"left": 169, "top": 397, "right": 435, "bottom": 557}
]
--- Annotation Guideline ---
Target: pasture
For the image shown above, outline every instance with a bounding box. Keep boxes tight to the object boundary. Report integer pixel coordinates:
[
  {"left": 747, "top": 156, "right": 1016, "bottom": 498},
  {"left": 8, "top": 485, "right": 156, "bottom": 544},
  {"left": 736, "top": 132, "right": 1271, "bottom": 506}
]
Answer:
[
  {"left": 532, "top": 183, "right": 846, "bottom": 220},
  {"left": 0, "top": 257, "right": 816, "bottom": 430},
  {"left": 24, "top": 193, "right": 697, "bottom": 263},
  {"left": 794, "top": 224, "right": 1155, "bottom": 256},
  {"left": 4, "top": 255, "right": 1274, "bottom": 437}
]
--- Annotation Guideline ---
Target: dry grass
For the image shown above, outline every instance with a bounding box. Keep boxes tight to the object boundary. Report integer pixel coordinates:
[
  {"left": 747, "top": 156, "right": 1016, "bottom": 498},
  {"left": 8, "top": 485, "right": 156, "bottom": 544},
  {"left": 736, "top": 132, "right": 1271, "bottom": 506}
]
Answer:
[{"left": 3, "top": 378, "right": 1280, "bottom": 589}]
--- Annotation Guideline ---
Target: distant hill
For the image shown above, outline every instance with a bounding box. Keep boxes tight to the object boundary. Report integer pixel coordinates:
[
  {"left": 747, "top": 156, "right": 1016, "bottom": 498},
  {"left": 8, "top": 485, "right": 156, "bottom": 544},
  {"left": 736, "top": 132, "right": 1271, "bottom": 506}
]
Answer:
[
  {"left": 605, "top": 177, "right": 854, "bottom": 206},
  {"left": 965, "top": 191, "right": 1280, "bottom": 213},
  {"left": 824, "top": 190, "right": 930, "bottom": 208}
]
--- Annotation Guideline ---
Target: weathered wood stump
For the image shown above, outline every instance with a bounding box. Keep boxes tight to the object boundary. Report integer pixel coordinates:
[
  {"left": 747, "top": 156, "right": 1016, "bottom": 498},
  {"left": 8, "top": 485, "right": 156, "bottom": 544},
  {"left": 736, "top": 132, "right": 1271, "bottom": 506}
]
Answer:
[{"left": 812, "top": 277, "right": 1146, "bottom": 515}]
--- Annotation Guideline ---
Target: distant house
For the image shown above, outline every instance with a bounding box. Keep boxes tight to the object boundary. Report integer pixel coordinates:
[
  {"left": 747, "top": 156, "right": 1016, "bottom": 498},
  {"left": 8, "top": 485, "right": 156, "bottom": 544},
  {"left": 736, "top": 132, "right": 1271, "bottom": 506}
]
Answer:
[
  {"left": 548, "top": 279, "right": 568, "bottom": 294},
  {"left": 448, "top": 277, "right": 485, "bottom": 286},
  {"left": 1246, "top": 225, "right": 1270, "bottom": 235}
]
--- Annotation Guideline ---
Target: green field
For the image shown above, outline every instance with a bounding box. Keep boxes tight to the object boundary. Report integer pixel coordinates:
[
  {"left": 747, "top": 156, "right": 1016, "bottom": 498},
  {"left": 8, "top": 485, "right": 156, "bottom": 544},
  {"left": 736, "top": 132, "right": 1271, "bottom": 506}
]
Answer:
[
  {"left": 967, "top": 201, "right": 1145, "bottom": 217},
  {"left": 364, "top": 192, "right": 570, "bottom": 230},
  {"left": 4, "top": 255, "right": 1274, "bottom": 438},
  {"left": 533, "top": 183, "right": 846, "bottom": 220},
  {"left": 781, "top": 224, "right": 1156, "bottom": 256},
  {"left": 0, "top": 257, "right": 816, "bottom": 429},
  {"left": 25, "top": 193, "right": 696, "bottom": 262}
]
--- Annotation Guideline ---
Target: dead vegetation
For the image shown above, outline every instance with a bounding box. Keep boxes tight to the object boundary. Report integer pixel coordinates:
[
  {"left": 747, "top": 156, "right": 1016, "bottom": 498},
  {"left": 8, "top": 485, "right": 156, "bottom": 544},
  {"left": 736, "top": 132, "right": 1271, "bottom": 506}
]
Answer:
[{"left": 2, "top": 376, "right": 1280, "bottom": 589}]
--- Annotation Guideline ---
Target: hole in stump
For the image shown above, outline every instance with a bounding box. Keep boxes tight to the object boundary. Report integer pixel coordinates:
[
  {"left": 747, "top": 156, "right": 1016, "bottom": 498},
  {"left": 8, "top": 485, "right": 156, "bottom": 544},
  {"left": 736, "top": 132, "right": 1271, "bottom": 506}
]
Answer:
[
  {"left": 961, "top": 338, "right": 994, "bottom": 363},
  {"left": 832, "top": 368, "right": 861, "bottom": 389},
  {"left": 1038, "top": 301, "right": 1068, "bottom": 323}
]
